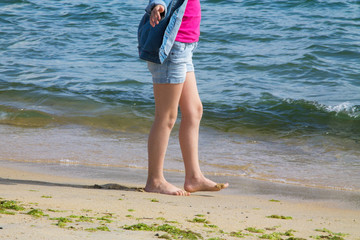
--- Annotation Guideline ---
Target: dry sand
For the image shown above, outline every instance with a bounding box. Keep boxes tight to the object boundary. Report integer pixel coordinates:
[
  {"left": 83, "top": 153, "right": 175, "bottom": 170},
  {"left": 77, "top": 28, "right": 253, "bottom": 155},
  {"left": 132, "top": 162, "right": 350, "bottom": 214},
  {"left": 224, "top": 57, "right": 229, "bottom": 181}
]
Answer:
[{"left": 0, "top": 166, "right": 359, "bottom": 240}]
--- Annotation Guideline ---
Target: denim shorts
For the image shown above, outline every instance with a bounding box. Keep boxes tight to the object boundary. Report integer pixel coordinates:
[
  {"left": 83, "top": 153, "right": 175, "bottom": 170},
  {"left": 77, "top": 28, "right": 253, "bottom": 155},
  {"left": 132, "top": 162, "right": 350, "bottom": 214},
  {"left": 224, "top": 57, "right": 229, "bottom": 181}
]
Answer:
[{"left": 147, "top": 41, "right": 198, "bottom": 84}]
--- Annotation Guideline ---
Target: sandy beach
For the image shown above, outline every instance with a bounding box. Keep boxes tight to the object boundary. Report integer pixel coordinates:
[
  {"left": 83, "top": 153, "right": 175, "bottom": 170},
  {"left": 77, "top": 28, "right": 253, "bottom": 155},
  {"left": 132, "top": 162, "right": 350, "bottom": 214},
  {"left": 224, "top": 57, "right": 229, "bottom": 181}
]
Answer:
[
  {"left": 1, "top": 0, "right": 360, "bottom": 239},
  {"left": 0, "top": 166, "right": 359, "bottom": 240}
]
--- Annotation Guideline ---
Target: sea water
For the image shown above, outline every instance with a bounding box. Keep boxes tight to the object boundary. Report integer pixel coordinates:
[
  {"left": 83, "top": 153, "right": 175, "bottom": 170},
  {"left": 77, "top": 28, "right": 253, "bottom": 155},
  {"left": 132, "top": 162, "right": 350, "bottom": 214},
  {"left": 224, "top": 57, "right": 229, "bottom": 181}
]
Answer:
[{"left": 0, "top": 0, "right": 359, "bottom": 192}]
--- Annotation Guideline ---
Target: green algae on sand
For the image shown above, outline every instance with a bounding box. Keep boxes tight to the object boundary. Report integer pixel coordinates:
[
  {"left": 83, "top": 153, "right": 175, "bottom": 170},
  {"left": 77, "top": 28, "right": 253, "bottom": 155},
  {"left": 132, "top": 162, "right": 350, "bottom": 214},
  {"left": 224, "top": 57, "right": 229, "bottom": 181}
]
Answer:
[
  {"left": 267, "top": 215, "right": 293, "bottom": 220},
  {"left": 123, "top": 223, "right": 203, "bottom": 240}
]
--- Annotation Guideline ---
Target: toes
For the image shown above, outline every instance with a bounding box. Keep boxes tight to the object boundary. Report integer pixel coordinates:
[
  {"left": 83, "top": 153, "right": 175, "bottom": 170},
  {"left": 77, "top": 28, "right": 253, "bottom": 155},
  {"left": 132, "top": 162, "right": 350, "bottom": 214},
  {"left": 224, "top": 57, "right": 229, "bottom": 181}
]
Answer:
[
  {"left": 176, "top": 190, "right": 190, "bottom": 196},
  {"left": 215, "top": 183, "right": 229, "bottom": 190},
  {"left": 145, "top": 181, "right": 189, "bottom": 196},
  {"left": 184, "top": 179, "right": 229, "bottom": 193},
  {"left": 170, "top": 188, "right": 189, "bottom": 196}
]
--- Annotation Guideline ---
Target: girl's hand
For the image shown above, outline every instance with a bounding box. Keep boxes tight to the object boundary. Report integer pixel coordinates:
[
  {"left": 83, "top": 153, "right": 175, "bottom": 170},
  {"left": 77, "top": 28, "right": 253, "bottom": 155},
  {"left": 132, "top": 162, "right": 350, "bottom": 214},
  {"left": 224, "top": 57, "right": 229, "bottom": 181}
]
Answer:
[{"left": 150, "top": 5, "right": 165, "bottom": 27}]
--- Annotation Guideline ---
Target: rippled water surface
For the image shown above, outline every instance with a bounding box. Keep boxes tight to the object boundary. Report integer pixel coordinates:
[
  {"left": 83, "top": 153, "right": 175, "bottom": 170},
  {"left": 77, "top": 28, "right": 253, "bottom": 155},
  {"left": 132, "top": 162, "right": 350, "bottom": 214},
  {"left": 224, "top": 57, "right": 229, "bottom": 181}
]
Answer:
[{"left": 1, "top": 0, "right": 359, "bottom": 191}]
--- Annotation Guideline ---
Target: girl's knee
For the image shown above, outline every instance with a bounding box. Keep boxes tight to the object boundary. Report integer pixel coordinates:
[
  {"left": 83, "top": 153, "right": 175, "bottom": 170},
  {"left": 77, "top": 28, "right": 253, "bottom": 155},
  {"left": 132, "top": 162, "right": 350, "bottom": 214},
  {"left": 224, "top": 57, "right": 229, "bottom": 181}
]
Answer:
[
  {"left": 155, "top": 112, "right": 178, "bottom": 129},
  {"left": 181, "top": 103, "right": 203, "bottom": 122},
  {"left": 196, "top": 104, "right": 203, "bottom": 120}
]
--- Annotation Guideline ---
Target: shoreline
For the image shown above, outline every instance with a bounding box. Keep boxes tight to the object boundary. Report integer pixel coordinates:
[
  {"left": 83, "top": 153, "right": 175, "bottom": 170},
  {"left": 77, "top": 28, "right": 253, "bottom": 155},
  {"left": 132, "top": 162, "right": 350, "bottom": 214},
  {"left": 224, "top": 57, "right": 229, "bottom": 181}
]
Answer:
[
  {"left": 1, "top": 165, "right": 359, "bottom": 240},
  {"left": 1, "top": 124, "right": 359, "bottom": 194},
  {"left": 1, "top": 159, "right": 360, "bottom": 210}
]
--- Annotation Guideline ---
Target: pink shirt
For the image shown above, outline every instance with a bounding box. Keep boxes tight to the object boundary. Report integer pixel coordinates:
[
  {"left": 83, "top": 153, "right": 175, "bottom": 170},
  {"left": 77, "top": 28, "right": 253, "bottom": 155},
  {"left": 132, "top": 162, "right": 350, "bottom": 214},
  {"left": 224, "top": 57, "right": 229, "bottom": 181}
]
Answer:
[{"left": 175, "top": 0, "right": 201, "bottom": 43}]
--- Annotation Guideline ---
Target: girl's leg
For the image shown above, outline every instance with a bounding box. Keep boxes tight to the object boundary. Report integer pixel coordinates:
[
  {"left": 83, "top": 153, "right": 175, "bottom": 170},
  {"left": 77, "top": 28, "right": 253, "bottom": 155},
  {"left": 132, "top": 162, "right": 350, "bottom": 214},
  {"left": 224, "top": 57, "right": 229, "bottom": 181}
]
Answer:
[
  {"left": 179, "top": 72, "right": 229, "bottom": 192},
  {"left": 145, "top": 83, "right": 189, "bottom": 196}
]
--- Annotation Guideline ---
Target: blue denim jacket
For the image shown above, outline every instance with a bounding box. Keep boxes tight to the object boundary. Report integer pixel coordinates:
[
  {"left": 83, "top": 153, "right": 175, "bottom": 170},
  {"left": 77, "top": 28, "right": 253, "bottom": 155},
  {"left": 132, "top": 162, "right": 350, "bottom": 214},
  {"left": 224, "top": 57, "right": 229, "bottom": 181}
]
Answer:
[{"left": 138, "top": 0, "right": 188, "bottom": 64}]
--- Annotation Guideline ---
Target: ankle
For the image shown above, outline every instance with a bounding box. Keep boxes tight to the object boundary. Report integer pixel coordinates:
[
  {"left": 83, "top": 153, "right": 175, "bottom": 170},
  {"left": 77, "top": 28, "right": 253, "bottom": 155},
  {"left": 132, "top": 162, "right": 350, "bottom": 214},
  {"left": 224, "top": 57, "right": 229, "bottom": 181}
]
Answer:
[
  {"left": 185, "top": 173, "right": 204, "bottom": 182},
  {"left": 146, "top": 176, "right": 166, "bottom": 186}
]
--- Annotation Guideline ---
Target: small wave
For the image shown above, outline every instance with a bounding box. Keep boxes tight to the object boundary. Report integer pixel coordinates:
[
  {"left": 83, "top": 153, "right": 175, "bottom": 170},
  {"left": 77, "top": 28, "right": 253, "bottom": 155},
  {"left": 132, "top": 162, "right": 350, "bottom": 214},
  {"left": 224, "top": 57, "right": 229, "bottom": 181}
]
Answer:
[
  {"left": 325, "top": 102, "right": 360, "bottom": 118},
  {"left": 0, "top": 17, "right": 12, "bottom": 24},
  {"left": 201, "top": 94, "right": 360, "bottom": 141},
  {"left": 1, "top": 0, "right": 32, "bottom": 4},
  {"left": 0, "top": 106, "right": 56, "bottom": 127},
  {"left": 0, "top": 103, "right": 153, "bottom": 133},
  {"left": 284, "top": 99, "right": 360, "bottom": 119}
]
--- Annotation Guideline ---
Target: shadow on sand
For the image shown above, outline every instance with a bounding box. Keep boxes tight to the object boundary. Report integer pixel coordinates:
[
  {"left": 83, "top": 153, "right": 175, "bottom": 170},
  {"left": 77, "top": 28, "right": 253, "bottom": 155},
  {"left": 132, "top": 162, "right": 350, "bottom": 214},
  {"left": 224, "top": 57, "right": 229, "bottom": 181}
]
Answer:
[{"left": 0, "top": 177, "right": 144, "bottom": 192}]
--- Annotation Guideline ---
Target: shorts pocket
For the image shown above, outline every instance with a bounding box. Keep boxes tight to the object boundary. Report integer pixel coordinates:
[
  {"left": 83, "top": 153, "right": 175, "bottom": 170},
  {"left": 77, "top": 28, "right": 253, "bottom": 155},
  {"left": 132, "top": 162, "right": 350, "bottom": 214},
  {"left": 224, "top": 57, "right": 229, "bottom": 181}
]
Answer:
[{"left": 169, "top": 42, "right": 189, "bottom": 64}]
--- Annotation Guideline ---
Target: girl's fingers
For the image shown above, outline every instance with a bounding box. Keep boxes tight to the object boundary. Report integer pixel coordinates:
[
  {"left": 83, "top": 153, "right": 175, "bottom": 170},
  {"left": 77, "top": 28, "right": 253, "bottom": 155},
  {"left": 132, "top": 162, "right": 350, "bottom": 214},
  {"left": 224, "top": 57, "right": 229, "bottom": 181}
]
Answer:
[
  {"left": 150, "top": 5, "right": 165, "bottom": 27},
  {"left": 150, "top": 12, "right": 157, "bottom": 27}
]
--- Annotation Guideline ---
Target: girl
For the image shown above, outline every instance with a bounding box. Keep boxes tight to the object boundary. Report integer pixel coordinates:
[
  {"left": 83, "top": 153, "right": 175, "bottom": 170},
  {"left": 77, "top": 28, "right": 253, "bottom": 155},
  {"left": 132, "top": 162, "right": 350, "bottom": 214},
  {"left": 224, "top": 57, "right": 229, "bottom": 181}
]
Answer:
[{"left": 138, "top": 0, "right": 229, "bottom": 195}]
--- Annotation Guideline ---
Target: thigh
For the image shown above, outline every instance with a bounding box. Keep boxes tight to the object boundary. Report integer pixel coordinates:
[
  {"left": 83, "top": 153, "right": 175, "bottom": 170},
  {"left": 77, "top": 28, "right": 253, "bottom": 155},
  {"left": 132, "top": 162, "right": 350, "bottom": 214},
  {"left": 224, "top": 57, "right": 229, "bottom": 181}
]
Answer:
[
  {"left": 179, "top": 72, "right": 202, "bottom": 116},
  {"left": 153, "top": 83, "right": 184, "bottom": 118}
]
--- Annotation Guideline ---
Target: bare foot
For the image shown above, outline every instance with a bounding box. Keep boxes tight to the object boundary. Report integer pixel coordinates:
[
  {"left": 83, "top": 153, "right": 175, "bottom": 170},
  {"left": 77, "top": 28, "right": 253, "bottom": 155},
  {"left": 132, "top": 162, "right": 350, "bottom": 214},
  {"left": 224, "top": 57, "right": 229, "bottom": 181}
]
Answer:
[
  {"left": 145, "top": 180, "right": 190, "bottom": 196},
  {"left": 184, "top": 176, "right": 229, "bottom": 193}
]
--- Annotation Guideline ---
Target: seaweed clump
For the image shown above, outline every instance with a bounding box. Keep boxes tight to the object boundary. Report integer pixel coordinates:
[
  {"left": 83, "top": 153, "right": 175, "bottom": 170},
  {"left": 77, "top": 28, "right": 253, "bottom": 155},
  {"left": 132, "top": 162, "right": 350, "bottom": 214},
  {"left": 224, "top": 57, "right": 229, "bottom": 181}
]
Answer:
[
  {"left": 0, "top": 200, "right": 25, "bottom": 215},
  {"left": 123, "top": 223, "right": 203, "bottom": 240},
  {"left": 311, "top": 228, "right": 348, "bottom": 240},
  {"left": 266, "top": 215, "right": 293, "bottom": 220}
]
